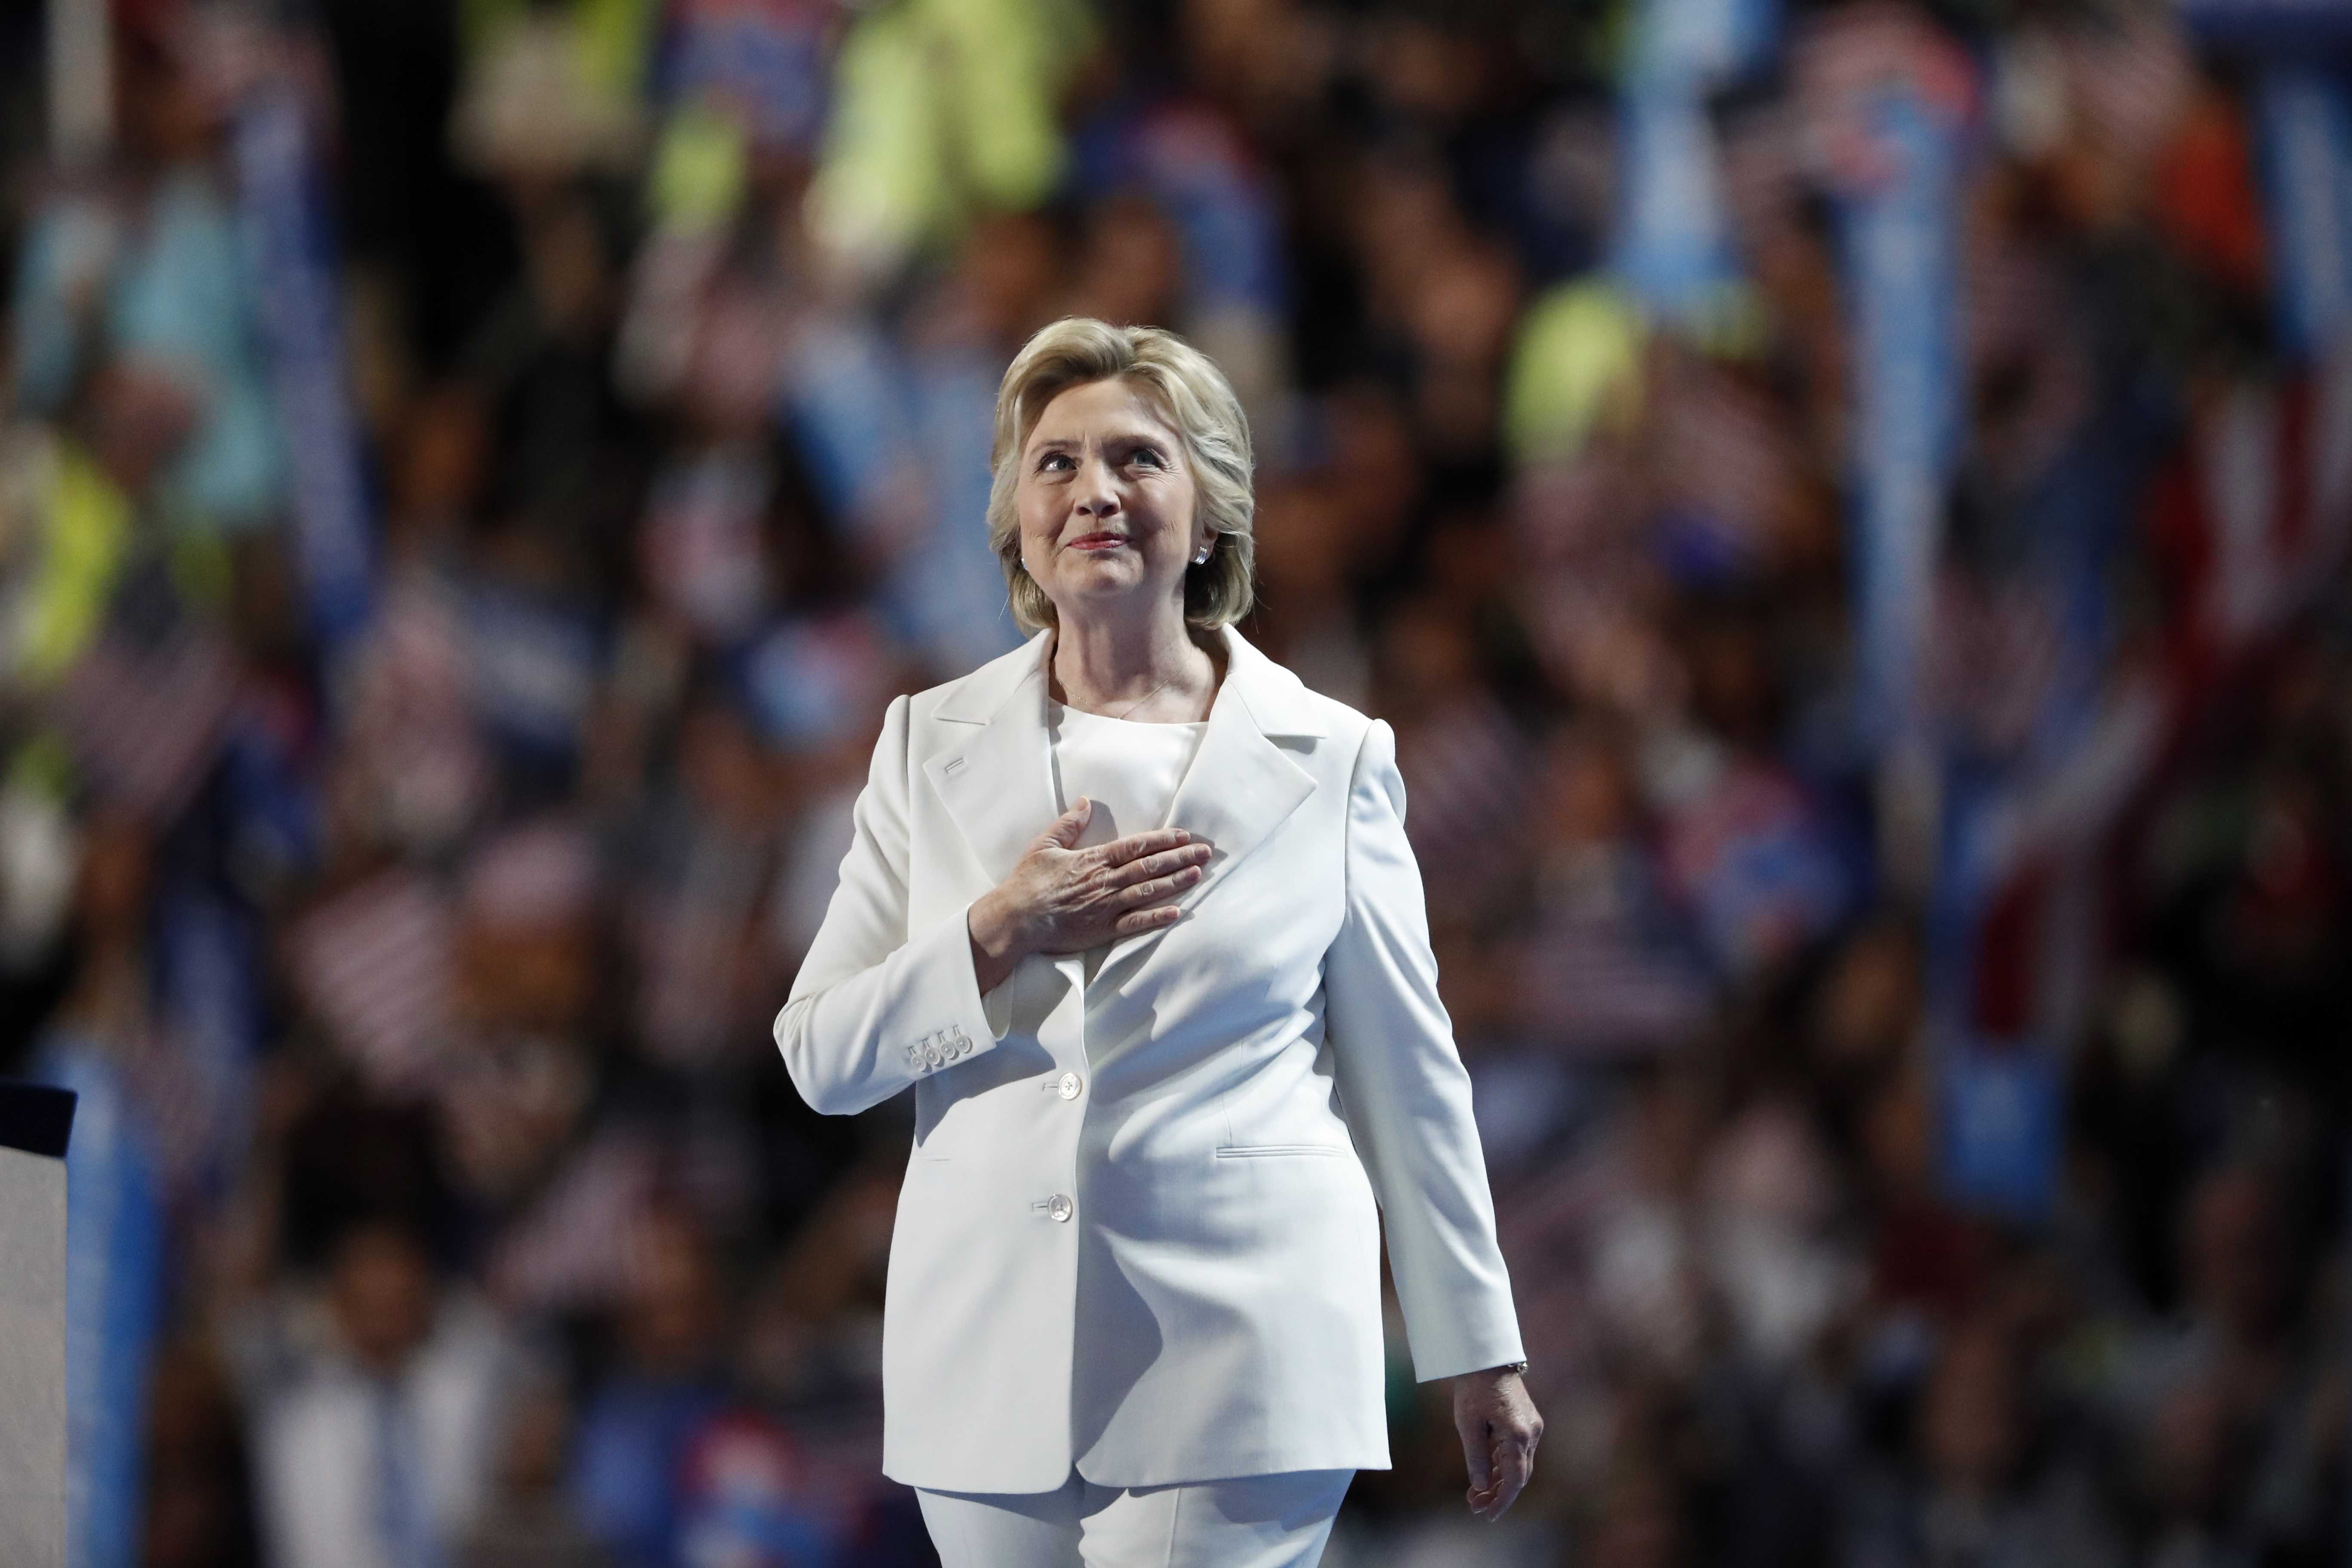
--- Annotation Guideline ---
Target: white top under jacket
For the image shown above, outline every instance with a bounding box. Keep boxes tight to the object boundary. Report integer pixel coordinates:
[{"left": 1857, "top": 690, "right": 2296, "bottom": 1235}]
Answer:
[
  {"left": 774, "top": 625, "right": 1524, "bottom": 1494},
  {"left": 1046, "top": 701, "right": 1208, "bottom": 988}
]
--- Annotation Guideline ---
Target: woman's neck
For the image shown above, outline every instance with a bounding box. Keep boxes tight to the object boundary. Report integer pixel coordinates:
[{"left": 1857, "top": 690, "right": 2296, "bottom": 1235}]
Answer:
[{"left": 1050, "top": 609, "right": 1219, "bottom": 721}]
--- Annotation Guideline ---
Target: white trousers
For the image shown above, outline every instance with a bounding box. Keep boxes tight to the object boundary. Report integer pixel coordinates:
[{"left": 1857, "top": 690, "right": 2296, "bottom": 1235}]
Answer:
[{"left": 915, "top": 1467, "right": 1354, "bottom": 1568}]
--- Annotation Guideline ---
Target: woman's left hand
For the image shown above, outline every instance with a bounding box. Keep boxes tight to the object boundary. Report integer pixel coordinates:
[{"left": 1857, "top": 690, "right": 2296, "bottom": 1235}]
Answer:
[{"left": 1452, "top": 1365, "right": 1542, "bottom": 1521}]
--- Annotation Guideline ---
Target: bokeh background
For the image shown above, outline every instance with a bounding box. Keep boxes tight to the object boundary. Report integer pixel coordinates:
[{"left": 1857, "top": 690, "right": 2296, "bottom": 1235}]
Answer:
[{"left": 3, "top": 0, "right": 2351, "bottom": 1563}]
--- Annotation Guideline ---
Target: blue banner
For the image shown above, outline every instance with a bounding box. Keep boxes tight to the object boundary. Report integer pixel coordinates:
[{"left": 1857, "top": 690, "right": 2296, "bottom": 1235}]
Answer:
[
  {"left": 1935, "top": 1025, "right": 2062, "bottom": 1221},
  {"left": 235, "top": 87, "right": 374, "bottom": 650},
  {"left": 155, "top": 881, "right": 263, "bottom": 1200},
  {"left": 1612, "top": 0, "right": 1778, "bottom": 325},
  {"left": 2254, "top": 68, "right": 2352, "bottom": 356},
  {"left": 1837, "top": 89, "right": 1963, "bottom": 753}
]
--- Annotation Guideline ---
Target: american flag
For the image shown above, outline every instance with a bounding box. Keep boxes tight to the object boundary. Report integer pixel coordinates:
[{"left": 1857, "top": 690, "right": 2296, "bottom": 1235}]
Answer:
[
  {"left": 55, "top": 617, "right": 239, "bottom": 825},
  {"left": 1792, "top": 3, "right": 1977, "bottom": 195},
  {"left": 1649, "top": 356, "right": 1799, "bottom": 570},
  {"left": 1945, "top": 339, "right": 2352, "bottom": 1064},
  {"left": 285, "top": 869, "right": 456, "bottom": 1095},
  {"left": 1393, "top": 696, "right": 1533, "bottom": 927},
  {"left": 1923, "top": 572, "right": 2068, "bottom": 761},
  {"left": 632, "top": 824, "right": 775, "bottom": 1069},
  {"left": 1514, "top": 843, "right": 1715, "bottom": 1059}
]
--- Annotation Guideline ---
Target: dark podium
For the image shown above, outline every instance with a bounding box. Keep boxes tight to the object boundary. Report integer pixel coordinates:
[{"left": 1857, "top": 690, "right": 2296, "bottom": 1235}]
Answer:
[{"left": 0, "top": 1082, "right": 74, "bottom": 1568}]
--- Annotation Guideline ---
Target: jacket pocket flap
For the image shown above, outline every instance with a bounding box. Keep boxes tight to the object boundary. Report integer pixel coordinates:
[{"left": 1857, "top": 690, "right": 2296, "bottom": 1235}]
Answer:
[{"left": 1213, "top": 1143, "right": 1351, "bottom": 1158}]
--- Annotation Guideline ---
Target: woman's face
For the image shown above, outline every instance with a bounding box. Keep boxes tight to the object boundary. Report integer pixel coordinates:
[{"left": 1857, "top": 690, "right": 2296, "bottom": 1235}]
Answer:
[{"left": 1015, "top": 377, "right": 1207, "bottom": 629}]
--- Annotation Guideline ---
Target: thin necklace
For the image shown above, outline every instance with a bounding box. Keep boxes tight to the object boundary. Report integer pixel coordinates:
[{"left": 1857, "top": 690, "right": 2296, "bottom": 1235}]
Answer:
[
  {"left": 1103, "top": 673, "right": 1178, "bottom": 721},
  {"left": 1056, "top": 640, "right": 1208, "bottom": 721}
]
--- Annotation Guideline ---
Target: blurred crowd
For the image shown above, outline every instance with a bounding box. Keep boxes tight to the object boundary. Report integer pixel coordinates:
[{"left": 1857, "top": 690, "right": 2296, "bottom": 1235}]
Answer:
[{"left": 2, "top": 0, "right": 2350, "bottom": 1565}]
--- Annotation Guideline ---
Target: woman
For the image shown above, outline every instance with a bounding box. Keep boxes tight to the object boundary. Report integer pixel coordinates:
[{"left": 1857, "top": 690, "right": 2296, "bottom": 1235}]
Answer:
[{"left": 775, "top": 318, "right": 1539, "bottom": 1565}]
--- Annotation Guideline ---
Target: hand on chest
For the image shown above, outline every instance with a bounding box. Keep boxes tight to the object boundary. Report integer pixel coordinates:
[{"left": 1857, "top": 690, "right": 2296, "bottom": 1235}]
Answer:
[{"left": 911, "top": 636, "right": 1349, "bottom": 996}]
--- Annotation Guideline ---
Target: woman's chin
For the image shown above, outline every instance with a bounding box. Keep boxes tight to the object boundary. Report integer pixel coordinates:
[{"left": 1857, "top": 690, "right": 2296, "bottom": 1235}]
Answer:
[{"left": 1050, "top": 565, "right": 1167, "bottom": 610}]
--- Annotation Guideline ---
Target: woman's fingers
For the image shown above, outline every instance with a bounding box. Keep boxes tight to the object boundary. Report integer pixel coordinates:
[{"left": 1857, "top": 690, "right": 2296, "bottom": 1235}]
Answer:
[
  {"left": 1109, "top": 843, "right": 1213, "bottom": 886},
  {"left": 1455, "top": 1372, "right": 1540, "bottom": 1522},
  {"left": 1110, "top": 903, "right": 1187, "bottom": 937},
  {"left": 1459, "top": 1415, "right": 1496, "bottom": 1502},
  {"left": 1096, "top": 827, "right": 1194, "bottom": 867},
  {"left": 1015, "top": 825, "right": 1209, "bottom": 952},
  {"left": 1478, "top": 1427, "right": 1535, "bottom": 1519},
  {"left": 1115, "top": 867, "right": 1202, "bottom": 909}
]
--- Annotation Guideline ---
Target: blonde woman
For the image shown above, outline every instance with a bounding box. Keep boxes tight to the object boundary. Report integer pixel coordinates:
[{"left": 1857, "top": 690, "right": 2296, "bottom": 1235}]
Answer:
[{"left": 775, "top": 318, "right": 1538, "bottom": 1566}]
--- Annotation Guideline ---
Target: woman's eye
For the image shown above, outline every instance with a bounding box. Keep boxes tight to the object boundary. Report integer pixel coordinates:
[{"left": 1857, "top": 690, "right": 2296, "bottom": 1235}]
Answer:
[
  {"left": 1130, "top": 447, "right": 1166, "bottom": 469},
  {"left": 1036, "top": 452, "right": 1073, "bottom": 473}
]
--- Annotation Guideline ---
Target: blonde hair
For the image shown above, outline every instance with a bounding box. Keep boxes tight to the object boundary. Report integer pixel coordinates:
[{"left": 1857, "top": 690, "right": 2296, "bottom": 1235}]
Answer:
[{"left": 986, "top": 318, "right": 1257, "bottom": 634}]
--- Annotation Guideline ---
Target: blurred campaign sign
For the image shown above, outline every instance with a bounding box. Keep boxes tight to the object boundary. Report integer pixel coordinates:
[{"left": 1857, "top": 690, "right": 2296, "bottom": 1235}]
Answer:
[
  {"left": 1658, "top": 758, "right": 1858, "bottom": 980},
  {"left": 0, "top": 1082, "right": 74, "bottom": 1568},
  {"left": 1612, "top": 0, "right": 1779, "bottom": 327},
  {"left": 1934, "top": 1029, "right": 2061, "bottom": 1221},
  {"left": 459, "top": 581, "right": 605, "bottom": 765},
  {"left": 1822, "top": 77, "right": 1968, "bottom": 755},
  {"left": 234, "top": 85, "right": 374, "bottom": 650},
  {"left": 2174, "top": 343, "right": 2352, "bottom": 659},
  {"left": 2254, "top": 70, "right": 2352, "bottom": 354},
  {"left": 1924, "top": 772, "right": 2088, "bottom": 1224},
  {"left": 664, "top": 0, "right": 833, "bottom": 155},
  {"left": 2184, "top": 0, "right": 2352, "bottom": 355},
  {"left": 155, "top": 881, "right": 266, "bottom": 1198},
  {"left": 1800, "top": 14, "right": 2083, "bottom": 1221},
  {"left": 2239, "top": 72, "right": 2352, "bottom": 355},
  {"left": 675, "top": 1410, "right": 849, "bottom": 1566}
]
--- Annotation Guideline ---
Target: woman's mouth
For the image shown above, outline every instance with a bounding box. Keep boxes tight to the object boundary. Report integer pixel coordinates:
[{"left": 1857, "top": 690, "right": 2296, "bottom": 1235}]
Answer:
[{"left": 1068, "top": 533, "right": 1128, "bottom": 551}]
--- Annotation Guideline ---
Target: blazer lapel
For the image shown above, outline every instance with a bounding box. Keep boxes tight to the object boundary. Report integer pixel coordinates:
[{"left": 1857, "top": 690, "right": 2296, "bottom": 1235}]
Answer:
[
  {"left": 922, "top": 632, "right": 1093, "bottom": 1009},
  {"left": 1093, "top": 627, "right": 1323, "bottom": 979},
  {"left": 923, "top": 631, "right": 1059, "bottom": 887}
]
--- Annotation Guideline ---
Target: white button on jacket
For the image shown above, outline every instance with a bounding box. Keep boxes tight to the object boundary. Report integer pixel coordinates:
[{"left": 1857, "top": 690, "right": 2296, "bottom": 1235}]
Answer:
[{"left": 774, "top": 625, "right": 1524, "bottom": 1494}]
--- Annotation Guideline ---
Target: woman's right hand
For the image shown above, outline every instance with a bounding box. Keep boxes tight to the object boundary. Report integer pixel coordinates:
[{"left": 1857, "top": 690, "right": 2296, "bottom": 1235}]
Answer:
[{"left": 965, "top": 799, "right": 1213, "bottom": 995}]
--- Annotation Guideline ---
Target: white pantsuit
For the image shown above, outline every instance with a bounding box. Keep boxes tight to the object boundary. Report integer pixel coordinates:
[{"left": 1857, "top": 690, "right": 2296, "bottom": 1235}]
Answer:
[
  {"left": 774, "top": 625, "right": 1523, "bottom": 1497},
  {"left": 916, "top": 1468, "right": 1355, "bottom": 1568}
]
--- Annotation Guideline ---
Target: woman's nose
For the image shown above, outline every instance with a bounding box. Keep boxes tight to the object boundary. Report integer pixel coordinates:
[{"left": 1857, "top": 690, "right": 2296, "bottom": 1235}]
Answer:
[{"left": 1073, "top": 461, "right": 1120, "bottom": 516}]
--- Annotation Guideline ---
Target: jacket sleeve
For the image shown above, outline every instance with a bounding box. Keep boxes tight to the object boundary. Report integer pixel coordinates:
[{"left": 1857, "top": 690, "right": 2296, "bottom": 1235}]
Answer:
[
  {"left": 1323, "top": 717, "right": 1526, "bottom": 1382},
  {"left": 774, "top": 695, "right": 1008, "bottom": 1115}
]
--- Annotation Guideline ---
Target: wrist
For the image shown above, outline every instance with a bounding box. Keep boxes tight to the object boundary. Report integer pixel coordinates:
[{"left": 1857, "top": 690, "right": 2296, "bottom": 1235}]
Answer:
[{"left": 967, "top": 891, "right": 1029, "bottom": 966}]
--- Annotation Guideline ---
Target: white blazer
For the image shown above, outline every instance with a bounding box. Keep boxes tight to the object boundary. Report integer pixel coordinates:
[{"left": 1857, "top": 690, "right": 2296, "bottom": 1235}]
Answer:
[{"left": 775, "top": 625, "right": 1523, "bottom": 1494}]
